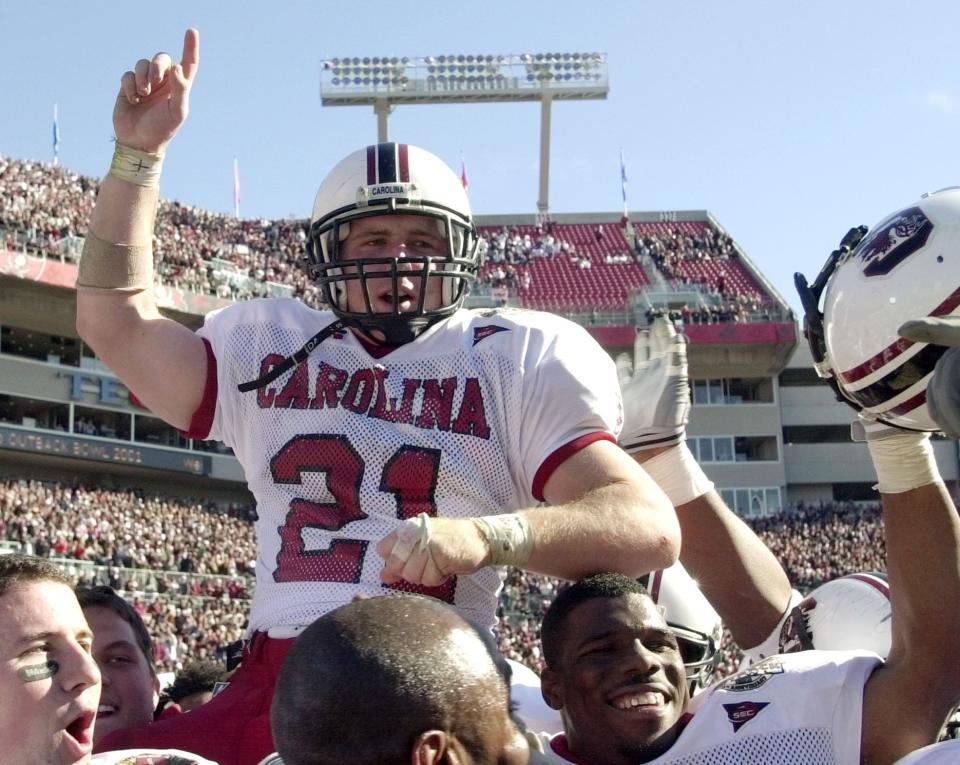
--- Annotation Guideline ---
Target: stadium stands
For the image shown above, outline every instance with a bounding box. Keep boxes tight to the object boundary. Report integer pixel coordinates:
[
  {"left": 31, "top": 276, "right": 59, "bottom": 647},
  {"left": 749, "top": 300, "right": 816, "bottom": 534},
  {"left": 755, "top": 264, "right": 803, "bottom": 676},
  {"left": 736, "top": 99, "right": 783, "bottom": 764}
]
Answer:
[
  {"left": 2, "top": 156, "right": 777, "bottom": 321},
  {"left": 0, "top": 473, "right": 892, "bottom": 681}
]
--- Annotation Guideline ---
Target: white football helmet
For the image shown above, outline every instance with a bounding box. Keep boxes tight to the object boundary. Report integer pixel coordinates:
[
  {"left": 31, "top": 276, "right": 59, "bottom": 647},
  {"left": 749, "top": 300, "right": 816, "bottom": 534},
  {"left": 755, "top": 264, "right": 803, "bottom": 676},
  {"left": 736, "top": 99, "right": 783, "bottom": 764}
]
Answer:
[
  {"left": 638, "top": 562, "right": 723, "bottom": 695},
  {"left": 305, "top": 142, "right": 482, "bottom": 344},
  {"left": 778, "top": 572, "right": 891, "bottom": 658},
  {"left": 797, "top": 187, "right": 960, "bottom": 431}
]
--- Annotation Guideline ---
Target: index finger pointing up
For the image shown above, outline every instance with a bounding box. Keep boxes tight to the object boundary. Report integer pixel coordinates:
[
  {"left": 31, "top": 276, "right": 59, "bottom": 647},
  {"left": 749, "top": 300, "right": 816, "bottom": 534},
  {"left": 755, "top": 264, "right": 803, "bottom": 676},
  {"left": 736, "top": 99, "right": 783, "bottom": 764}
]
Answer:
[{"left": 180, "top": 28, "right": 200, "bottom": 81}]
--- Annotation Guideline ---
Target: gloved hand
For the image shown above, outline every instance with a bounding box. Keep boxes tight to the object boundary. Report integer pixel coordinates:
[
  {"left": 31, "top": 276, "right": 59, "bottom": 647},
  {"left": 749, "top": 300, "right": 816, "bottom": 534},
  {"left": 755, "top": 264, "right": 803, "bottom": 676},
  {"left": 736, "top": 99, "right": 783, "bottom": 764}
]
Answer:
[
  {"left": 616, "top": 316, "right": 690, "bottom": 453},
  {"left": 898, "top": 318, "right": 960, "bottom": 438},
  {"left": 898, "top": 316, "right": 960, "bottom": 346}
]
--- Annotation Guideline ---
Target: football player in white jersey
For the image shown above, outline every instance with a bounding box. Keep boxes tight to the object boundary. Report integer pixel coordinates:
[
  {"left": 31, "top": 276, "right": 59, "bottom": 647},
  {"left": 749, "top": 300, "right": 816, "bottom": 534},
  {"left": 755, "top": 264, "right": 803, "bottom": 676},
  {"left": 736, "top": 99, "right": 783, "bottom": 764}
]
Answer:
[
  {"left": 533, "top": 259, "right": 960, "bottom": 763},
  {"left": 76, "top": 30, "right": 679, "bottom": 765}
]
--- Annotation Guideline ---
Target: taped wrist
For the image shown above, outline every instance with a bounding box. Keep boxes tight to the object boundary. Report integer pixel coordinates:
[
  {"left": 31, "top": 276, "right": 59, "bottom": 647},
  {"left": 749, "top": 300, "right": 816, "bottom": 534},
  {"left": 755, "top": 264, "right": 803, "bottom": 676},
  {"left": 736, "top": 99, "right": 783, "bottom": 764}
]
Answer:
[
  {"left": 472, "top": 513, "right": 534, "bottom": 567},
  {"left": 867, "top": 431, "right": 940, "bottom": 494},
  {"left": 77, "top": 230, "right": 154, "bottom": 291},
  {"left": 639, "top": 442, "right": 714, "bottom": 506},
  {"left": 109, "top": 143, "right": 164, "bottom": 187}
]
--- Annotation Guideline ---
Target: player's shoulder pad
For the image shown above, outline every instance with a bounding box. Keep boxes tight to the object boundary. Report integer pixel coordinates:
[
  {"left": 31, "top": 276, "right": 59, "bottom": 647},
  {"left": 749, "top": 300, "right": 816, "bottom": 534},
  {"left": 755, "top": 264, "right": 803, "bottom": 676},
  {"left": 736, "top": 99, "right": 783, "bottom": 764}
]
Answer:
[
  {"left": 461, "top": 306, "right": 594, "bottom": 341},
  {"left": 204, "top": 297, "right": 333, "bottom": 328}
]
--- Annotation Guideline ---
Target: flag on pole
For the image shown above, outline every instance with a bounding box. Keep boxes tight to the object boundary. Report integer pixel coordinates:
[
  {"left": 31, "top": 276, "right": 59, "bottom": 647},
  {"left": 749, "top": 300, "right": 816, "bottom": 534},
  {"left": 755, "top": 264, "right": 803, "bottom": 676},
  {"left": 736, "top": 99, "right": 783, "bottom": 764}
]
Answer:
[
  {"left": 233, "top": 157, "right": 241, "bottom": 219},
  {"left": 52, "top": 104, "right": 61, "bottom": 166},
  {"left": 460, "top": 155, "right": 469, "bottom": 190},
  {"left": 619, "top": 149, "right": 628, "bottom": 219}
]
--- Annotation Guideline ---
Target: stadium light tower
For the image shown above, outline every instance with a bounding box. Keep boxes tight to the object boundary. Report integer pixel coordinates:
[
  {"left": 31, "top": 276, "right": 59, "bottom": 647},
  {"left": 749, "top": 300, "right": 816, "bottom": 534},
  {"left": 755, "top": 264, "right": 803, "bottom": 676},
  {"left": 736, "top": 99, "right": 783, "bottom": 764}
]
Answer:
[{"left": 320, "top": 52, "right": 609, "bottom": 216}]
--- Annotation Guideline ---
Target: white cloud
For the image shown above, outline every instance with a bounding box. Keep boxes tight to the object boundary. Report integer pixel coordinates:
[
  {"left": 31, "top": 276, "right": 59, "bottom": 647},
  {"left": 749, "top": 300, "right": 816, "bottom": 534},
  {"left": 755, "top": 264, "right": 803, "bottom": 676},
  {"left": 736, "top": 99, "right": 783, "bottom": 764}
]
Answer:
[{"left": 926, "top": 87, "right": 960, "bottom": 114}]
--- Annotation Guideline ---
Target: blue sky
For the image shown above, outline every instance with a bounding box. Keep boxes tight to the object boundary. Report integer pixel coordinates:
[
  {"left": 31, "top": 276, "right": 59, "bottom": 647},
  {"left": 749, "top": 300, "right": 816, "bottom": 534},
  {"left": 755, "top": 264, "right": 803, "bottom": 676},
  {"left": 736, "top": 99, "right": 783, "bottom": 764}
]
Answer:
[{"left": 3, "top": 1, "right": 960, "bottom": 313}]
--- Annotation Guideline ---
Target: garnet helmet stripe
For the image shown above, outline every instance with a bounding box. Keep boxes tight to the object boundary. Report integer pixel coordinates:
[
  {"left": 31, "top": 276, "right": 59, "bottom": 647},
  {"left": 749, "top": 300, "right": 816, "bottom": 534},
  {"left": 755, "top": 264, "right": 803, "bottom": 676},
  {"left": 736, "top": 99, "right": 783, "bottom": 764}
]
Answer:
[
  {"left": 366, "top": 145, "right": 376, "bottom": 185},
  {"left": 838, "top": 285, "right": 960, "bottom": 384},
  {"left": 842, "top": 342, "right": 946, "bottom": 410},
  {"left": 845, "top": 572, "right": 890, "bottom": 599},
  {"left": 398, "top": 144, "right": 410, "bottom": 182}
]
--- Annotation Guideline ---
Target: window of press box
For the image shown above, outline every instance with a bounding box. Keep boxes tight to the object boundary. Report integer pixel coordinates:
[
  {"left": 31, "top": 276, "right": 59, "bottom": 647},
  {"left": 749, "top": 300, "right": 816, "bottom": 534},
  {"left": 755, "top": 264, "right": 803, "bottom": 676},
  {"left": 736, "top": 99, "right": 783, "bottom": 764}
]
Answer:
[
  {"left": 133, "top": 414, "right": 190, "bottom": 449},
  {"left": 73, "top": 405, "right": 132, "bottom": 440},
  {"left": 692, "top": 377, "right": 774, "bottom": 405},
  {"left": 0, "top": 324, "right": 81, "bottom": 366},
  {"left": 0, "top": 393, "right": 70, "bottom": 431}
]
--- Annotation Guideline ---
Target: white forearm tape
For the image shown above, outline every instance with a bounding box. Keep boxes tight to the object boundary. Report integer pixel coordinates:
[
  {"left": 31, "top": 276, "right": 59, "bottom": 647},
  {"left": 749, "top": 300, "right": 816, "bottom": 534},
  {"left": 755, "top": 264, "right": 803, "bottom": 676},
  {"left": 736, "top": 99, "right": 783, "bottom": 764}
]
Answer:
[
  {"left": 472, "top": 513, "right": 534, "bottom": 567},
  {"left": 639, "top": 443, "right": 715, "bottom": 507},
  {"left": 109, "top": 143, "right": 164, "bottom": 187},
  {"left": 77, "top": 230, "right": 154, "bottom": 291},
  {"left": 867, "top": 432, "right": 941, "bottom": 494}
]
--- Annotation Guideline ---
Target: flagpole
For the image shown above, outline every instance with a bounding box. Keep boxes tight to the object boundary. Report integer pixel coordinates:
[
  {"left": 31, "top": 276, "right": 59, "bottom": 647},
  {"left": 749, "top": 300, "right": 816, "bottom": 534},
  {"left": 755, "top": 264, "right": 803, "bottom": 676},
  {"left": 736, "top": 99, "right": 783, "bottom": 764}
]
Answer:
[
  {"left": 619, "top": 149, "right": 628, "bottom": 221},
  {"left": 53, "top": 104, "right": 60, "bottom": 167},
  {"left": 233, "top": 158, "right": 240, "bottom": 219}
]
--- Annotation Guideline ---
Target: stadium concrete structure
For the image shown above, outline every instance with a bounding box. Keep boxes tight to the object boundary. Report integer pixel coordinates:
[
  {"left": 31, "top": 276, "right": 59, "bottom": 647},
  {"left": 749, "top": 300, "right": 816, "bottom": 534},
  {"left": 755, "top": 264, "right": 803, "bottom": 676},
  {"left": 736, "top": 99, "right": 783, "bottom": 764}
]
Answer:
[{"left": 1, "top": 206, "right": 957, "bottom": 515}]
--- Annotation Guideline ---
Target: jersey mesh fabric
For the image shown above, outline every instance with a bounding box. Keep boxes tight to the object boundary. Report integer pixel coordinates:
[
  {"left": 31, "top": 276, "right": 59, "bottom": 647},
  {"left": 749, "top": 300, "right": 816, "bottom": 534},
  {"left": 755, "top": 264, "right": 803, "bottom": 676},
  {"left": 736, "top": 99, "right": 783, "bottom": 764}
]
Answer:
[
  {"left": 540, "top": 651, "right": 880, "bottom": 765},
  {"left": 197, "top": 300, "right": 620, "bottom": 633}
]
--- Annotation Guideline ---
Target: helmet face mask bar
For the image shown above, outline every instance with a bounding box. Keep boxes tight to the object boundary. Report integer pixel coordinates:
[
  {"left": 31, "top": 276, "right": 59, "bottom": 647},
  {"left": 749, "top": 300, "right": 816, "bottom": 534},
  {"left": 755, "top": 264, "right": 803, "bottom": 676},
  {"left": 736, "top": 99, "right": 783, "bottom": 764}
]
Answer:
[
  {"left": 305, "top": 144, "right": 482, "bottom": 345},
  {"left": 639, "top": 563, "right": 723, "bottom": 696}
]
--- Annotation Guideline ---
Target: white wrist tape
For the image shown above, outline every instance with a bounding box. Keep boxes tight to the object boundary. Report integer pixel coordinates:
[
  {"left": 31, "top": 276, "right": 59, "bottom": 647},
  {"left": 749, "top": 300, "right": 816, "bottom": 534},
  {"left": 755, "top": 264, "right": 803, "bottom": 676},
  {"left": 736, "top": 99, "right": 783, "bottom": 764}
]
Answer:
[
  {"left": 472, "top": 513, "right": 534, "bottom": 567},
  {"left": 867, "top": 431, "right": 940, "bottom": 494},
  {"left": 109, "top": 143, "right": 164, "bottom": 187},
  {"left": 639, "top": 443, "right": 714, "bottom": 507}
]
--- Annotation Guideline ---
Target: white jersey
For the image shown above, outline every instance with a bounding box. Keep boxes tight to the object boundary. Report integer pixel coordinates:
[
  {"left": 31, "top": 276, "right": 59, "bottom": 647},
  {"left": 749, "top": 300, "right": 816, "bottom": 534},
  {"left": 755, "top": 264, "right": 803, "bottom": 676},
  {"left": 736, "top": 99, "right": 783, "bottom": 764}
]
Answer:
[
  {"left": 893, "top": 741, "right": 960, "bottom": 764},
  {"left": 193, "top": 300, "right": 621, "bottom": 633},
  {"left": 539, "top": 650, "right": 881, "bottom": 764}
]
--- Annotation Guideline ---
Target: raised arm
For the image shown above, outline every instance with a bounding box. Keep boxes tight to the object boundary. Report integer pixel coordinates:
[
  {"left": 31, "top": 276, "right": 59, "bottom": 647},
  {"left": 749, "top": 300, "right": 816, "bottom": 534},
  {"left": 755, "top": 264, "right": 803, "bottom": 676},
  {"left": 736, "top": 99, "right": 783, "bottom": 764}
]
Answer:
[
  {"left": 75, "top": 29, "right": 208, "bottom": 431},
  {"left": 620, "top": 317, "right": 795, "bottom": 649},
  {"left": 859, "top": 423, "right": 960, "bottom": 764}
]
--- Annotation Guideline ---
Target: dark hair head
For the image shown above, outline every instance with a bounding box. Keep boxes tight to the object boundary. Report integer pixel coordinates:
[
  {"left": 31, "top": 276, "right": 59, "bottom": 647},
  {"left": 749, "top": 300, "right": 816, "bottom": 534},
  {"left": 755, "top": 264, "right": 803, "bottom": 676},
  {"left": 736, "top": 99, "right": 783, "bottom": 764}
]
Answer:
[
  {"left": 165, "top": 660, "right": 226, "bottom": 704},
  {"left": 75, "top": 585, "right": 154, "bottom": 669},
  {"left": 540, "top": 572, "right": 651, "bottom": 669},
  {"left": 272, "top": 595, "right": 510, "bottom": 765},
  {"left": 0, "top": 553, "right": 73, "bottom": 597}
]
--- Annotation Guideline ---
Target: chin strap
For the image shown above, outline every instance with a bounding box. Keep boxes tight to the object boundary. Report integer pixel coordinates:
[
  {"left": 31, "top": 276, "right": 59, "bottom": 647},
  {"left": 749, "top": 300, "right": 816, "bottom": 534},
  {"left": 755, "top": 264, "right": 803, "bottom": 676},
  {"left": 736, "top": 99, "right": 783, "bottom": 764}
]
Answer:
[{"left": 237, "top": 319, "right": 345, "bottom": 393}]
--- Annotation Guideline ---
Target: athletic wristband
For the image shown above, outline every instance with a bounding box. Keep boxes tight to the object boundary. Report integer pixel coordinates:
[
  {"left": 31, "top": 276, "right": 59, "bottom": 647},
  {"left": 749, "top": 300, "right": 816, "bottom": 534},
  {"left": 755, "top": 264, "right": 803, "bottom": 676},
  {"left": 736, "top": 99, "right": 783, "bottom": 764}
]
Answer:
[
  {"left": 866, "top": 431, "right": 941, "bottom": 494},
  {"left": 109, "top": 142, "right": 165, "bottom": 187},
  {"left": 638, "top": 442, "right": 714, "bottom": 507},
  {"left": 472, "top": 513, "right": 534, "bottom": 567},
  {"left": 76, "top": 230, "right": 155, "bottom": 291}
]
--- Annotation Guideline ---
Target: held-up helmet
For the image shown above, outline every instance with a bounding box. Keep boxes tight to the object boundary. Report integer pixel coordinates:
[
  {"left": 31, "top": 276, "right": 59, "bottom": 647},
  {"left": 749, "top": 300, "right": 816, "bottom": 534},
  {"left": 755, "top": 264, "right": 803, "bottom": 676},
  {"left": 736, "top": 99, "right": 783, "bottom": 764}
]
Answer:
[
  {"left": 778, "top": 572, "right": 891, "bottom": 659},
  {"left": 796, "top": 187, "right": 960, "bottom": 431},
  {"left": 305, "top": 142, "right": 482, "bottom": 344},
  {"left": 639, "top": 562, "right": 723, "bottom": 695}
]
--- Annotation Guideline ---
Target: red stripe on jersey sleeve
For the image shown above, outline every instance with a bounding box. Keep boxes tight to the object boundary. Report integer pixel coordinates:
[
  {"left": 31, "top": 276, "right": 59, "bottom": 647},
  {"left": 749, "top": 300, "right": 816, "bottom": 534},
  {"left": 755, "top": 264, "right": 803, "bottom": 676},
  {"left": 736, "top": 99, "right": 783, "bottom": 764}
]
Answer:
[
  {"left": 532, "top": 431, "right": 616, "bottom": 502},
  {"left": 183, "top": 337, "right": 218, "bottom": 440}
]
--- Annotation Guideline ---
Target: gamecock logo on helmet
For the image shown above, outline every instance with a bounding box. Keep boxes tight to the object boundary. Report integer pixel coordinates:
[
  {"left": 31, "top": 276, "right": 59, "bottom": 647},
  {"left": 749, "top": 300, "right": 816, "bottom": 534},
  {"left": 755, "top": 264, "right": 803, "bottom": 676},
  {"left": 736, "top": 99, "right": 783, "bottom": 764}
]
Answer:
[{"left": 856, "top": 207, "right": 933, "bottom": 277}]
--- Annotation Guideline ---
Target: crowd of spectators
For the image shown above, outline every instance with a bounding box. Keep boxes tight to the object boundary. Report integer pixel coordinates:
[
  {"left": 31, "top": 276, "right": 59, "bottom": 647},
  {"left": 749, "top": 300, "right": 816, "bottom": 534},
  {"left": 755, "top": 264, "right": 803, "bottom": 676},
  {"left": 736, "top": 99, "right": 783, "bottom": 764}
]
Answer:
[
  {"left": 0, "top": 479, "right": 256, "bottom": 576},
  {"left": 2, "top": 156, "right": 774, "bottom": 323},
  {"left": 637, "top": 225, "right": 736, "bottom": 283},
  {"left": 0, "top": 156, "right": 321, "bottom": 305},
  {"left": 0, "top": 474, "right": 897, "bottom": 679}
]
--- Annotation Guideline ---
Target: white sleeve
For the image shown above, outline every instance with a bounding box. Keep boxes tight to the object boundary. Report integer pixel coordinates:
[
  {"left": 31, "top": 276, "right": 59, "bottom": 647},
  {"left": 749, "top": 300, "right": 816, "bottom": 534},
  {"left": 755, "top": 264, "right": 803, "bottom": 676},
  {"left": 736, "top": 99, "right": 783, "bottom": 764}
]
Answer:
[{"left": 519, "top": 319, "right": 622, "bottom": 499}]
